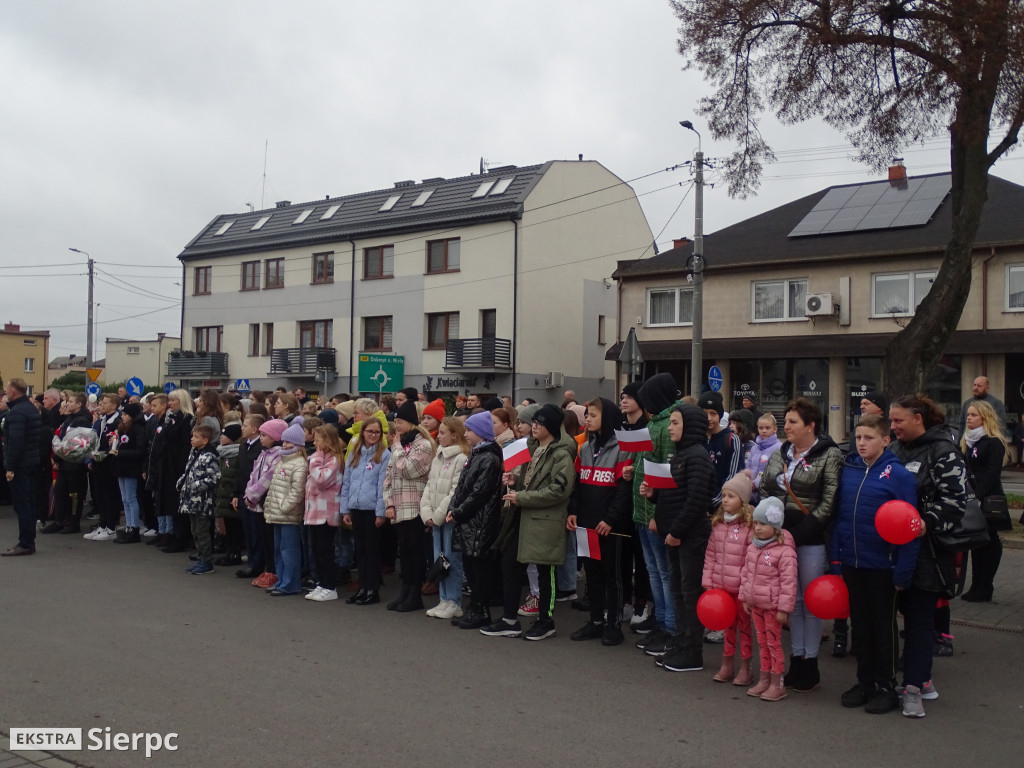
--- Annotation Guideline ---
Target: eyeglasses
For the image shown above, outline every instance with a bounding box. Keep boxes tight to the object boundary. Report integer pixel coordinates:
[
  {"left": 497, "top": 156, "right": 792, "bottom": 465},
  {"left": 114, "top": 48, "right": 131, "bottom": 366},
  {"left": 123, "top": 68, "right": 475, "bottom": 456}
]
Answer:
[{"left": 363, "top": 430, "right": 382, "bottom": 436}]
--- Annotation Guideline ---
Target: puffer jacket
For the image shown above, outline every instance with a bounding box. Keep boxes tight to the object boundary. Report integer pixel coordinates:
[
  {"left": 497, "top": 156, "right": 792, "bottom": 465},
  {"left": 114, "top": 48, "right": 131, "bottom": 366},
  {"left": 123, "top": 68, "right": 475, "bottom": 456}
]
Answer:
[
  {"left": 305, "top": 451, "right": 343, "bottom": 525},
  {"left": 1, "top": 394, "right": 41, "bottom": 470},
  {"left": 451, "top": 440, "right": 504, "bottom": 557},
  {"left": 383, "top": 433, "right": 435, "bottom": 522},
  {"left": 112, "top": 413, "right": 147, "bottom": 479},
  {"left": 891, "top": 425, "right": 967, "bottom": 595},
  {"left": 831, "top": 448, "right": 920, "bottom": 587},
  {"left": 746, "top": 433, "right": 781, "bottom": 498},
  {"left": 632, "top": 373, "right": 679, "bottom": 525},
  {"left": 175, "top": 445, "right": 221, "bottom": 517},
  {"left": 739, "top": 530, "right": 798, "bottom": 613},
  {"left": 759, "top": 436, "right": 843, "bottom": 547},
  {"left": 568, "top": 397, "right": 632, "bottom": 533},
  {"left": 652, "top": 405, "right": 716, "bottom": 542},
  {"left": 264, "top": 450, "right": 308, "bottom": 525},
  {"left": 510, "top": 431, "right": 576, "bottom": 566},
  {"left": 340, "top": 443, "right": 391, "bottom": 517},
  {"left": 419, "top": 444, "right": 469, "bottom": 525},
  {"left": 703, "top": 519, "right": 754, "bottom": 593},
  {"left": 244, "top": 446, "right": 281, "bottom": 514},
  {"left": 214, "top": 442, "right": 240, "bottom": 518}
]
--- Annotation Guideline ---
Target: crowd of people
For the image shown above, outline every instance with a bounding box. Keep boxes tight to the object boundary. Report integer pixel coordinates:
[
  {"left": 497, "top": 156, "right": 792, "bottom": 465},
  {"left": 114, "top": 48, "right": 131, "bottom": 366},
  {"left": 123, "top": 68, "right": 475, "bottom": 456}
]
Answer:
[{"left": 0, "top": 374, "right": 1013, "bottom": 716}]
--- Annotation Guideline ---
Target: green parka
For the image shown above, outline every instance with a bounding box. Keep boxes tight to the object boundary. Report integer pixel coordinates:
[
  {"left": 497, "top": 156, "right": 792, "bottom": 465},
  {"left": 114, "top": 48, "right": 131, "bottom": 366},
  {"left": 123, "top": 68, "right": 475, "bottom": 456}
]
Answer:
[{"left": 504, "top": 432, "right": 576, "bottom": 566}]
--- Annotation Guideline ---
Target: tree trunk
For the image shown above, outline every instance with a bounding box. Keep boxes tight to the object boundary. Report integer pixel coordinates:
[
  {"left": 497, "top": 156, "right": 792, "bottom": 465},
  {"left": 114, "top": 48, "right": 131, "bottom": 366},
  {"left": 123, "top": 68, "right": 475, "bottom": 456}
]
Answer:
[{"left": 881, "top": 133, "right": 990, "bottom": 400}]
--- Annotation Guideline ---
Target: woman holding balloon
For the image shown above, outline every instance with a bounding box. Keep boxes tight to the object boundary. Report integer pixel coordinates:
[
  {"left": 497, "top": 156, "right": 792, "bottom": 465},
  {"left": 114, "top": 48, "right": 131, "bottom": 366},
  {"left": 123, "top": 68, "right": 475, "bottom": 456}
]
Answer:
[{"left": 831, "top": 413, "right": 919, "bottom": 714}]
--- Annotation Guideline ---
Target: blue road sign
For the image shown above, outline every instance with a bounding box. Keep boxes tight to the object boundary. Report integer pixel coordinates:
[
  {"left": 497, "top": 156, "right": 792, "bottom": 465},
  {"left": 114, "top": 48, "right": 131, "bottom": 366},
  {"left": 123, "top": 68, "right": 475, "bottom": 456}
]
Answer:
[
  {"left": 235, "top": 379, "right": 250, "bottom": 393},
  {"left": 164, "top": 382, "right": 176, "bottom": 395},
  {"left": 708, "top": 365, "right": 723, "bottom": 393},
  {"left": 126, "top": 377, "right": 145, "bottom": 397},
  {"left": 85, "top": 382, "right": 102, "bottom": 397}
]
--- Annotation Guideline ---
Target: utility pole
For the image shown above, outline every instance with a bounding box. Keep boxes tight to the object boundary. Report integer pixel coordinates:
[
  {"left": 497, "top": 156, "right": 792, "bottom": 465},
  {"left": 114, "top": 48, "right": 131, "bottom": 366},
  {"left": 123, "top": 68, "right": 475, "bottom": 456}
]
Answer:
[
  {"left": 69, "top": 247, "right": 94, "bottom": 366},
  {"left": 680, "top": 121, "right": 704, "bottom": 397}
]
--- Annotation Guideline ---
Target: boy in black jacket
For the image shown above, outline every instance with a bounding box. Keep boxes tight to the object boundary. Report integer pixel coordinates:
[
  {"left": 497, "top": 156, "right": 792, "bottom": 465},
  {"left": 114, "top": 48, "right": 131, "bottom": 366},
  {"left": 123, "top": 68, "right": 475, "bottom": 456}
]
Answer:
[{"left": 233, "top": 414, "right": 266, "bottom": 578}]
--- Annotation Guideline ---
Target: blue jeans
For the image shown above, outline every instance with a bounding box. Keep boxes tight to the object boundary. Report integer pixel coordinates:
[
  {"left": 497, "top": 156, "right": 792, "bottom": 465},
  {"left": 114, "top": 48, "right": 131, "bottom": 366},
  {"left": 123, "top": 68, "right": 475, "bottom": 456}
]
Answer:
[
  {"left": 637, "top": 522, "right": 676, "bottom": 632},
  {"left": 432, "top": 521, "right": 464, "bottom": 603},
  {"left": 158, "top": 514, "right": 174, "bottom": 534},
  {"left": 555, "top": 530, "right": 577, "bottom": 592},
  {"left": 334, "top": 526, "right": 355, "bottom": 569},
  {"left": 117, "top": 476, "right": 140, "bottom": 529},
  {"left": 791, "top": 544, "right": 826, "bottom": 658},
  {"left": 273, "top": 524, "right": 302, "bottom": 593}
]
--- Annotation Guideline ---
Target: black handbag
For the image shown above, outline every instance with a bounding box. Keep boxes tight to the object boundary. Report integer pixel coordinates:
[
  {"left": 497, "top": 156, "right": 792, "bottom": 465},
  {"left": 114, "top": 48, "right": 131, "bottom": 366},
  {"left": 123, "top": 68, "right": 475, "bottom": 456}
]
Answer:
[
  {"left": 934, "top": 495, "right": 990, "bottom": 552},
  {"left": 426, "top": 553, "right": 452, "bottom": 582},
  {"left": 982, "top": 494, "right": 1013, "bottom": 532}
]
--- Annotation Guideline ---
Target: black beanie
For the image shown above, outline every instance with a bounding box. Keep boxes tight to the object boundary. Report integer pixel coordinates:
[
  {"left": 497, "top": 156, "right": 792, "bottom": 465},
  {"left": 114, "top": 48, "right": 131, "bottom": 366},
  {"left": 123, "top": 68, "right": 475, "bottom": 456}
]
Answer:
[
  {"left": 395, "top": 400, "right": 419, "bottom": 425},
  {"left": 123, "top": 403, "right": 142, "bottom": 419},
  {"left": 222, "top": 423, "right": 243, "bottom": 441},
  {"left": 620, "top": 380, "right": 644, "bottom": 410},
  {"left": 532, "top": 404, "right": 563, "bottom": 439},
  {"left": 400, "top": 387, "right": 418, "bottom": 403},
  {"left": 483, "top": 397, "right": 504, "bottom": 412},
  {"left": 697, "top": 391, "right": 724, "bottom": 417},
  {"left": 862, "top": 390, "right": 888, "bottom": 414}
]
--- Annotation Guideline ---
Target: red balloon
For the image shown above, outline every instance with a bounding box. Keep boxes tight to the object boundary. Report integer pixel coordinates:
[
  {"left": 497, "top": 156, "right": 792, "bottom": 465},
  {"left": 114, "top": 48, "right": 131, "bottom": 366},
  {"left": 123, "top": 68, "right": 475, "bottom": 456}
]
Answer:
[
  {"left": 804, "top": 575, "right": 850, "bottom": 620},
  {"left": 875, "top": 500, "right": 922, "bottom": 545},
  {"left": 697, "top": 589, "right": 737, "bottom": 631}
]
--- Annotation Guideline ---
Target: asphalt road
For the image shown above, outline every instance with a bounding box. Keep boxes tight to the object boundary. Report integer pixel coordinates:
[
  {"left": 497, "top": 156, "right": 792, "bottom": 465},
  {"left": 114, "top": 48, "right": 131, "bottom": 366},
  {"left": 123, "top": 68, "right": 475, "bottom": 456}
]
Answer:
[{"left": 0, "top": 510, "right": 1020, "bottom": 768}]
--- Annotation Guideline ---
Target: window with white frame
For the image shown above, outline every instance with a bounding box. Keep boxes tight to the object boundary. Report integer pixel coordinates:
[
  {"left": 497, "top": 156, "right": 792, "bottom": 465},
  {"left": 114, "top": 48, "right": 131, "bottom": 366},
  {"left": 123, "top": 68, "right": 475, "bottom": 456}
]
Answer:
[
  {"left": 127, "top": 346, "right": 139, "bottom": 354},
  {"left": 1007, "top": 264, "right": 1024, "bottom": 310},
  {"left": 647, "top": 287, "right": 694, "bottom": 326},
  {"left": 752, "top": 279, "right": 807, "bottom": 321},
  {"left": 24, "top": 357, "right": 34, "bottom": 372},
  {"left": 872, "top": 271, "right": 935, "bottom": 316}
]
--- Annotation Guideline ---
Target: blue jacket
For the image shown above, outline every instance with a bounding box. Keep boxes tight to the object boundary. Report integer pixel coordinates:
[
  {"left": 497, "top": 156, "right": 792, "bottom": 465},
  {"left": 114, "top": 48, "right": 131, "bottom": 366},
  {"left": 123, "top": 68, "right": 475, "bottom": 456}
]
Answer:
[
  {"left": 340, "top": 443, "right": 391, "bottom": 517},
  {"left": 831, "top": 448, "right": 920, "bottom": 588}
]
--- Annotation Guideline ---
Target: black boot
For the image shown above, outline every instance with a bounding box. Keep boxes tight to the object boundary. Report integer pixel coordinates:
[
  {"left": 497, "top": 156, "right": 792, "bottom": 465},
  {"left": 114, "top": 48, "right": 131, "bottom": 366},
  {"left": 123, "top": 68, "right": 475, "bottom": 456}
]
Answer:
[
  {"left": 784, "top": 656, "right": 804, "bottom": 688},
  {"left": 794, "top": 656, "right": 820, "bottom": 692},
  {"left": 355, "top": 590, "right": 380, "bottom": 605},
  {"left": 458, "top": 604, "right": 490, "bottom": 629},
  {"left": 396, "top": 587, "right": 424, "bottom": 613},
  {"left": 387, "top": 583, "right": 411, "bottom": 611},
  {"left": 453, "top": 603, "right": 478, "bottom": 627}
]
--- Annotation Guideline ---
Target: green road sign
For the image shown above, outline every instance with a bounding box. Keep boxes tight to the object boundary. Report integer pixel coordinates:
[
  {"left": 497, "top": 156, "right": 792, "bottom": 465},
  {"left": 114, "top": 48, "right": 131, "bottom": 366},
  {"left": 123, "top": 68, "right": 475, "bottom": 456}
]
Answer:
[{"left": 357, "top": 353, "right": 405, "bottom": 393}]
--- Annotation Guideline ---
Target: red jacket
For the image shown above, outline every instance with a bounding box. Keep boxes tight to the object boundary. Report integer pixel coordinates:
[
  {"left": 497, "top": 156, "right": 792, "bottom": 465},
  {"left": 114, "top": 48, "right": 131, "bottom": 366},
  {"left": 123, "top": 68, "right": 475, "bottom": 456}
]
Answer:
[
  {"left": 739, "top": 530, "right": 798, "bottom": 613},
  {"left": 702, "top": 520, "right": 754, "bottom": 594}
]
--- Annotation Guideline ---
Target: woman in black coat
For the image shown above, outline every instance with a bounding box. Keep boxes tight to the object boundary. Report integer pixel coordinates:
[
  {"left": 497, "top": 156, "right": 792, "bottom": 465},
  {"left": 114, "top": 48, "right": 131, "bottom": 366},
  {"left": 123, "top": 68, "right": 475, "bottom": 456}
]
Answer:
[
  {"left": 111, "top": 403, "right": 148, "bottom": 543},
  {"left": 960, "top": 400, "right": 1008, "bottom": 602}
]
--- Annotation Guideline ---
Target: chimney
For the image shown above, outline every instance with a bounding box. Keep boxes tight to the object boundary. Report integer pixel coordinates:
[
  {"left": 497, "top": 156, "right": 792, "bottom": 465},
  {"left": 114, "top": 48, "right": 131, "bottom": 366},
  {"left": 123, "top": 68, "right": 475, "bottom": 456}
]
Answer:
[
  {"left": 673, "top": 237, "right": 691, "bottom": 250},
  {"left": 275, "top": 200, "right": 291, "bottom": 208},
  {"left": 4, "top": 322, "right": 20, "bottom": 332},
  {"left": 888, "top": 158, "right": 907, "bottom": 182}
]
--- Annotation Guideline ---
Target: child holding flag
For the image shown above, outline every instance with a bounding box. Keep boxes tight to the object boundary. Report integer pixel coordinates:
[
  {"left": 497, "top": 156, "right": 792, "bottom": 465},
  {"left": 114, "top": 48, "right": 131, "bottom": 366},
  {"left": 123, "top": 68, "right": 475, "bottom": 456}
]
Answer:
[{"left": 566, "top": 398, "right": 633, "bottom": 646}]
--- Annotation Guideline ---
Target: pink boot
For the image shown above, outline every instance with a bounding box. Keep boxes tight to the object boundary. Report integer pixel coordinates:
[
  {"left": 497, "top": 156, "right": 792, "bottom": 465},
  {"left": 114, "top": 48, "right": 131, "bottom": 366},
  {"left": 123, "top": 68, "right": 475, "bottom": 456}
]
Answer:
[
  {"left": 713, "top": 655, "right": 735, "bottom": 683},
  {"left": 760, "top": 673, "right": 788, "bottom": 701},
  {"left": 747, "top": 670, "right": 771, "bottom": 697},
  {"left": 732, "top": 657, "right": 753, "bottom": 687}
]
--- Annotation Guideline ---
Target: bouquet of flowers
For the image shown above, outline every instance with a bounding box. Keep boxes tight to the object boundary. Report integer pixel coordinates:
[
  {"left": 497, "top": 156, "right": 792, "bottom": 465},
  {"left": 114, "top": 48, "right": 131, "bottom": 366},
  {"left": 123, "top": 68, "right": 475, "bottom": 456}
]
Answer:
[{"left": 52, "top": 427, "right": 100, "bottom": 464}]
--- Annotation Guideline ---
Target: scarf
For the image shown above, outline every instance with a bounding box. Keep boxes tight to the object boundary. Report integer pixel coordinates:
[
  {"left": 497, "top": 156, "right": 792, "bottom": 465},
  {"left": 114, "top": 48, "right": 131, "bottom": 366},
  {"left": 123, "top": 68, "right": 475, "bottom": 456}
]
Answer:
[
  {"left": 724, "top": 512, "right": 739, "bottom": 523},
  {"left": 964, "top": 426, "right": 986, "bottom": 449},
  {"left": 280, "top": 446, "right": 300, "bottom": 456},
  {"left": 753, "top": 535, "right": 777, "bottom": 549}
]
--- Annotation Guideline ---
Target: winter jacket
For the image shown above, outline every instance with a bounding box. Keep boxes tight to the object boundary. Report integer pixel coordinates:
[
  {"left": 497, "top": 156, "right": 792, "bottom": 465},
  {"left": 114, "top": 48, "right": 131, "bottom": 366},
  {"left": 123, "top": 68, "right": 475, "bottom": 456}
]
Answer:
[
  {"left": 175, "top": 445, "right": 221, "bottom": 517},
  {"left": 1, "top": 394, "right": 41, "bottom": 471},
  {"left": 963, "top": 435, "right": 1005, "bottom": 501},
  {"left": 451, "top": 440, "right": 504, "bottom": 557},
  {"left": 652, "top": 405, "right": 716, "bottom": 542},
  {"left": 244, "top": 446, "right": 281, "bottom": 514},
  {"left": 702, "top": 519, "right": 754, "bottom": 594},
  {"left": 147, "top": 410, "right": 194, "bottom": 510},
  {"left": 419, "top": 444, "right": 469, "bottom": 526},
  {"left": 746, "top": 433, "right": 781, "bottom": 498},
  {"left": 234, "top": 438, "right": 264, "bottom": 504},
  {"left": 54, "top": 410, "right": 93, "bottom": 472},
  {"left": 891, "top": 426, "right": 967, "bottom": 595},
  {"left": 739, "top": 530, "right": 798, "bottom": 613},
  {"left": 632, "top": 373, "right": 679, "bottom": 526},
  {"left": 305, "top": 451, "right": 343, "bottom": 526},
  {"left": 831, "top": 448, "right": 920, "bottom": 588},
  {"left": 706, "top": 426, "right": 742, "bottom": 507},
  {"left": 568, "top": 397, "right": 633, "bottom": 534},
  {"left": 214, "top": 442, "right": 240, "bottom": 518},
  {"left": 509, "top": 432, "right": 576, "bottom": 566},
  {"left": 383, "top": 433, "right": 434, "bottom": 523},
  {"left": 340, "top": 443, "right": 391, "bottom": 517},
  {"left": 264, "top": 450, "right": 308, "bottom": 525},
  {"left": 759, "top": 436, "right": 843, "bottom": 547},
  {"left": 112, "top": 416, "right": 147, "bottom": 479}
]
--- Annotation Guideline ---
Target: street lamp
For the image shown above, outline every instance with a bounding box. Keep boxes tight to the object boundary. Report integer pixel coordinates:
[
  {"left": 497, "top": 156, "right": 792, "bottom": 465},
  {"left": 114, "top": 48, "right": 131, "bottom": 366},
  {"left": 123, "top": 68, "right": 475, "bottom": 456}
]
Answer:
[
  {"left": 679, "top": 121, "right": 705, "bottom": 397},
  {"left": 69, "top": 247, "right": 95, "bottom": 367}
]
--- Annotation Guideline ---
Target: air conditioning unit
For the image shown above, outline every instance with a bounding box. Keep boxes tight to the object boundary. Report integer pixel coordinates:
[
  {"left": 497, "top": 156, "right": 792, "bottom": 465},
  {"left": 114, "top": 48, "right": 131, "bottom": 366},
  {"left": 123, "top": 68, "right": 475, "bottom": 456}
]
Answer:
[
  {"left": 805, "top": 293, "right": 836, "bottom": 317},
  {"left": 544, "top": 371, "right": 564, "bottom": 389}
]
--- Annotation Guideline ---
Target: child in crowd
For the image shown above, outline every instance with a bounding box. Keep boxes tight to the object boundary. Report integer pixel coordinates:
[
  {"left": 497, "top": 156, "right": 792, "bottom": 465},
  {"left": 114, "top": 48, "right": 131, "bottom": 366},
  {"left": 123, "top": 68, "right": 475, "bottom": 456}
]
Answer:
[
  {"left": 245, "top": 419, "right": 286, "bottom": 589},
  {"left": 702, "top": 472, "right": 755, "bottom": 685},
  {"left": 305, "top": 425, "right": 345, "bottom": 602},
  {"left": 233, "top": 414, "right": 266, "bottom": 579},
  {"left": 746, "top": 413, "right": 781, "bottom": 502},
  {"left": 111, "top": 403, "right": 146, "bottom": 544},
  {"left": 301, "top": 417, "right": 322, "bottom": 455},
  {"left": 176, "top": 425, "right": 222, "bottom": 574},
  {"left": 214, "top": 423, "right": 244, "bottom": 566},
  {"left": 420, "top": 416, "right": 470, "bottom": 619},
  {"left": 341, "top": 414, "right": 391, "bottom": 606},
  {"left": 739, "top": 497, "right": 798, "bottom": 701},
  {"left": 262, "top": 420, "right": 309, "bottom": 596}
]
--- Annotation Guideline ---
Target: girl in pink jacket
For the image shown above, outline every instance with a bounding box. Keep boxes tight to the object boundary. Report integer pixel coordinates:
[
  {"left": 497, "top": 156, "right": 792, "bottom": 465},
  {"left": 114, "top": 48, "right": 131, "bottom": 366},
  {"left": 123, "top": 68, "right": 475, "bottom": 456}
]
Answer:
[
  {"left": 740, "top": 497, "right": 798, "bottom": 702},
  {"left": 702, "top": 472, "right": 755, "bottom": 686},
  {"left": 304, "top": 426, "right": 345, "bottom": 602}
]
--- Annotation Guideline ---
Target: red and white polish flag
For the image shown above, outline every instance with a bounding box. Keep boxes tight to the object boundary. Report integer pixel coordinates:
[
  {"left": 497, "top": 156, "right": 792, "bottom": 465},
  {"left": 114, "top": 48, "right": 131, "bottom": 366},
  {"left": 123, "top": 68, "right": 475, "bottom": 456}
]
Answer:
[
  {"left": 575, "top": 527, "right": 602, "bottom": 560},
  {"left": 642, "top": 459, "right": 677, "bottom": 489},
  {"left": 614, "top": 427, "right": 653, "bottom": 453},
  {"left": 502, "top": 437, "right": 531, "bottom": 471}
]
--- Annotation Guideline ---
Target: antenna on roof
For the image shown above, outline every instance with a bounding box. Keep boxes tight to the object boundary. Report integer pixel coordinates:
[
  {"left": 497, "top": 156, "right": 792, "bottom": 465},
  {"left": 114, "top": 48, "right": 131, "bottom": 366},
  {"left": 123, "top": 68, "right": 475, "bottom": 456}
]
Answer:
[
  {"left": 261, "top": 140, "right": 269, "bottom": 210},
  {"left": 480, "top": 157, "right": 489, "bottom": 174}
]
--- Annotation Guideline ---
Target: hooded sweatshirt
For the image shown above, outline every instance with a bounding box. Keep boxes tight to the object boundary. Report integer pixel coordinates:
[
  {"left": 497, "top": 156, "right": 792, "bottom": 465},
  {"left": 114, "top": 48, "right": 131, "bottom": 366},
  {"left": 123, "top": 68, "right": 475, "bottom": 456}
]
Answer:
[
  {"left": 568, "top": 397, "right": 633, "bottom": 533},
  {"left": 652, "top": 404, "right": 716, "bottom": 542},
  {"left": 632, "top": 373, "right": 680, "bottom": 526}
]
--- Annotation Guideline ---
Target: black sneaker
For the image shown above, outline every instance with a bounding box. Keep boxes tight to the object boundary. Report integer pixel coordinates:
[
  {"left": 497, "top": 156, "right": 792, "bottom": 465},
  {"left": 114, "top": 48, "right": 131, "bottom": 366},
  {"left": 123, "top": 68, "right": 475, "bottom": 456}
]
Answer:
[
  {"left": 570, "top": 596, "right": 591, "bottom": 612},
  {"left": 660, "top": 650, "right": 703, "bottom": 672},
  {"left": 555, "top": 589, "right": 578, "bottom": 602},
  {"left": 841, "top": 682, "right": 875, "bottom": 708},
  {"left": 832, "top": 633, "right": 848, "bottom": 658},
  {"left": 601, "top": 623, "right": 625, "bottom": 646},
  {"left": 643, "top": 635, "right": 677, "bottom": 657},
  {"left": 524, "top": 617, "right": 556, "bottom": 641},
  {"left": 865, "top": 686, "right": 899, "bottom": 714},
  {"left": 630, "top": 614, "right": 658, "bottom": 634},
  {"left": 570, "top": 621, "right": 605, "bottom": 641},
  {"left": 636, "top": 628, "right": 670, "bottom": 650},
  {"left": 480, "top": 618, "right": 523, "bottom": 638}
]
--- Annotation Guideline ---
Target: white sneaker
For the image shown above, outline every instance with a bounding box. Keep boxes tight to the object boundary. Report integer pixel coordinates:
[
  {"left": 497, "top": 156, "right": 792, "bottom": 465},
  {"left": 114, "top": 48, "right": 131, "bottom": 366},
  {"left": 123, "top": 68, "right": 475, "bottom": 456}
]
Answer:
[
  {"left": 305, "top": 587, "right": 325, "bottom": 601},
  {"left": 630, "top": 605, "right": 651, "bottom": 627},
  {"left": 91, "top": 528, "right": 117, "bottom": 541},
  {"left": 141, "top": 528, "right": 158, "bottom": 539},
  {"left": 435, "top": 600, "right": 463, "bottom": 619},
  {"left": 897, "top": 680, "right": 938, "bottom": 700},
  {"left": 426, "top": 602, "right": 442, "bottom": 617},
  {"left": 307, "top": 588, "right": 338, "bottom": 602},
  {"left": 450, "top": 600, "right": 464, "bottom": 619}
]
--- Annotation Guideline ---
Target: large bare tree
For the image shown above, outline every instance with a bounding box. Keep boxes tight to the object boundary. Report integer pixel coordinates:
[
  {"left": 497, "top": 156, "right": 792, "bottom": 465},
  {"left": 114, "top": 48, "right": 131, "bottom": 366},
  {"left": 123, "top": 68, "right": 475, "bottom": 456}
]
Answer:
[{"left": 670, "top": 0, "right": 1024, "bottom": 396}]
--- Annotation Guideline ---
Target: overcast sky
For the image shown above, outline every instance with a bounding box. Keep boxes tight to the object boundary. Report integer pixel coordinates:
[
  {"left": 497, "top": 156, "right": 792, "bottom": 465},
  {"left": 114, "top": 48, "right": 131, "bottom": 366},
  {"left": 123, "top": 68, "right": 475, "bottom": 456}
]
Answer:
[{"left": 4, "top": 1, "right": 1022, "bottom": 369}]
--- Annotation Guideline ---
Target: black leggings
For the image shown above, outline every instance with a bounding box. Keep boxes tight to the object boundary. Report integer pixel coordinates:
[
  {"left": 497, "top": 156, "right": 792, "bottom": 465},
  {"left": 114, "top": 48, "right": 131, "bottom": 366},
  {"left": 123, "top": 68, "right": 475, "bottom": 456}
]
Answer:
[
  {"left": 464, "top": 554, "right": 497, "bottom": 608},
  {"left": 351, "top": 509, "right": 382, "bottom": 591},
  {"left": 396, "top": 518, "right": 426, "bottom": 587}
]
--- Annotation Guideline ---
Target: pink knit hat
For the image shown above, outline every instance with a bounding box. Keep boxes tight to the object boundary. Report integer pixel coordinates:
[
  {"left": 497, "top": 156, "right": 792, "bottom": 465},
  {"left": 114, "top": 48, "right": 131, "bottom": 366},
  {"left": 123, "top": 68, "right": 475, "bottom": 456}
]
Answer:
[{"left": 259, "top": 418, "right": 288, "bottom": 442}]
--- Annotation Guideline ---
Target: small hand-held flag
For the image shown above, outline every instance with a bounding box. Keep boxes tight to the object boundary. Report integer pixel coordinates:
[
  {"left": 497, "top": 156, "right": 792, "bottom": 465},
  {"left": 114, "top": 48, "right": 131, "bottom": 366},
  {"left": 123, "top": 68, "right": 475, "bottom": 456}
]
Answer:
[
  {"left": 502, "top": 437, "right": 531, "bottom": 471},
  {"left": 614, "top": 427, "right": 653, "bottom": 453},
  {"left": 575, "top": 527, "right": 601, "bottom": 560},
  {"left": 642, "top": 459, "right": 676, "bottom": 489}
]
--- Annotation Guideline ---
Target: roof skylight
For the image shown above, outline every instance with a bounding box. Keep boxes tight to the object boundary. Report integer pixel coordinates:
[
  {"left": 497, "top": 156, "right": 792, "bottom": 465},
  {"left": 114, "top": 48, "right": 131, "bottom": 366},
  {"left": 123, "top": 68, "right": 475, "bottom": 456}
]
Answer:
[
  {"left": 214, "top": 221, "right": 234, "bottom": 236},
  {"left": 379, "top": 195, "right": 402, "bottom": 212},
  {"left": 293, "top": 209, "right": 313, "bottom": 224},
  {"left": 321, "top": 204, "right": 341, "bottom": 220},
  {"left": 251, "top": 216, "right": 271, "bottom": 231},
  {"left": 490, "top": 177, "right": 515, "bottom": 195},
  {"left": 410, "top": 190, "right": 434, "bottom": 208},
  {"left": 471, "top": 181, "right": 495, "bottom": 198}
]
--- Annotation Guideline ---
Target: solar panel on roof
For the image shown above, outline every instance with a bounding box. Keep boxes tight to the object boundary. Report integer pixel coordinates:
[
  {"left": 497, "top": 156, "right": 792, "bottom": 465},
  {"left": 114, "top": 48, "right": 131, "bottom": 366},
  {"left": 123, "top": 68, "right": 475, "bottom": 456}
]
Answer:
[{"left": 814, "top": 187, "right": 858, "bottom": 211}]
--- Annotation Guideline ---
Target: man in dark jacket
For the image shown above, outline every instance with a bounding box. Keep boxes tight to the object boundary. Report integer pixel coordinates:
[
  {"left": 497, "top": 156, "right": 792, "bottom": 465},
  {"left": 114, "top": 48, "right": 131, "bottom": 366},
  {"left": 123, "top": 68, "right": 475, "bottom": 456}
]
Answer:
[
  {"left": 34, "top": 388, "right": 62, "bottom": 527},
  {"left": 2, "top": 378, "right": 42, "bottom": 555}
]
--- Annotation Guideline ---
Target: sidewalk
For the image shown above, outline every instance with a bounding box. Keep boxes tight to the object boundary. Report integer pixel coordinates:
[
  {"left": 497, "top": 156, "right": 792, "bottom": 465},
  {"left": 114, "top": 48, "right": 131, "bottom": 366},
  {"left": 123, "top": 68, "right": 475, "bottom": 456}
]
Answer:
[
  {"left": 950, "top": 540, "right": 1024, "bottom": 633},
  {"left": 0, "top": 733, "right": 88, "bottom": 768}
]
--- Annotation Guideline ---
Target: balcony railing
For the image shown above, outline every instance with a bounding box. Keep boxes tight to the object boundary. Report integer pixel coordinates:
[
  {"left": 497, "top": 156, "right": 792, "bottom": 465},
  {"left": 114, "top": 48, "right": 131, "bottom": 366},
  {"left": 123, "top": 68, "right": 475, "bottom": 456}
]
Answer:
[
  {"left": 166, "top": 351, "right": 229, "bottom": 377},
  {"left": 444, "top": 337, "right": 512, "bottom": 370},
  {"left": 270, "top": 347, "right": 336, "bottom": 375}
]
